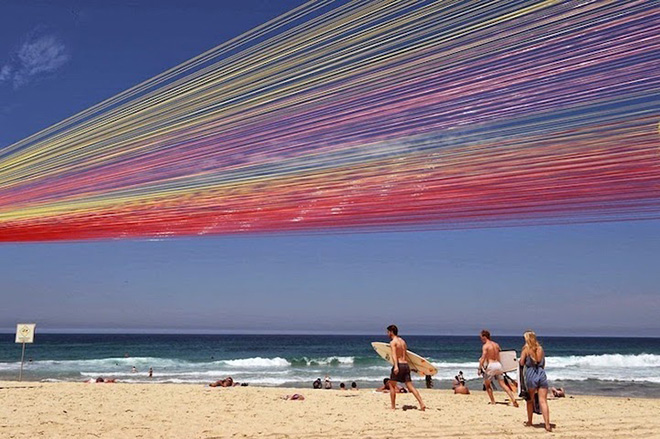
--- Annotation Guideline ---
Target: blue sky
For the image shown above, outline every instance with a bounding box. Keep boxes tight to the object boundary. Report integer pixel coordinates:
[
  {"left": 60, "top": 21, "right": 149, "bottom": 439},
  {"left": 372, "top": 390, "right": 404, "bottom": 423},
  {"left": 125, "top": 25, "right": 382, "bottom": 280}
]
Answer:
[{"left": 0, "top": 0, "right": 658, "bottom": 336}]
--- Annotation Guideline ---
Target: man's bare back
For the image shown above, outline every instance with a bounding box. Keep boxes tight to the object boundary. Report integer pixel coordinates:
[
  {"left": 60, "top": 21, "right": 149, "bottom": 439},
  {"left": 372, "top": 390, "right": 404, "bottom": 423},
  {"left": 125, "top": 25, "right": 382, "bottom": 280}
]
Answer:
[
  {"left": 391, "top": 336, "right": 408, "bottom": 364},
  {"left": 482, "top": 340, "right": 501, "bottom": 362}
]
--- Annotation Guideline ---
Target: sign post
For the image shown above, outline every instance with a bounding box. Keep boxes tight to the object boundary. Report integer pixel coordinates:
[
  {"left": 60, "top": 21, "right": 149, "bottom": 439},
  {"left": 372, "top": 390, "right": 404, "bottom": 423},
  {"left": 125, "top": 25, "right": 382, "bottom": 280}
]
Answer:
[{"left": 15, "top": 323, "right": 36, "bottom": 381}]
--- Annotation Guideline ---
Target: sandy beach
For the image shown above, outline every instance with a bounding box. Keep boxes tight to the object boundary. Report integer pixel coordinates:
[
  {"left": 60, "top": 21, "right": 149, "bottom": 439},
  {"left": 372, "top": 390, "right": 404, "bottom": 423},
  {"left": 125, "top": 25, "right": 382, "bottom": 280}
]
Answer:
[{"left": 1, "top": 381, "right": 659, "bottom": 439}]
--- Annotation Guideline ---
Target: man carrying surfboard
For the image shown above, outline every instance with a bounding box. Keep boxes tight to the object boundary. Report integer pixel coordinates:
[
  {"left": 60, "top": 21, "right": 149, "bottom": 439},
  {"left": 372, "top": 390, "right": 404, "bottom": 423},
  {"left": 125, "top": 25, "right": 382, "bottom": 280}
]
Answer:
[
  {"left": 386, "top": 325, "right": 426, "bottom": 411},
  {"left": 478, "top": 329, "right": 519, "bottom": 407}
]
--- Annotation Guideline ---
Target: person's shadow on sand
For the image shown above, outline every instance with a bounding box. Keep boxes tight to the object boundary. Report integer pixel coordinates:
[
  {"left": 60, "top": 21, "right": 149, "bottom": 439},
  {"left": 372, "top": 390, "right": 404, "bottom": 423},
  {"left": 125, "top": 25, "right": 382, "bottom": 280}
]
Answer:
[{"left": 402, "top": 405, "right": 420, "bottom": 411}]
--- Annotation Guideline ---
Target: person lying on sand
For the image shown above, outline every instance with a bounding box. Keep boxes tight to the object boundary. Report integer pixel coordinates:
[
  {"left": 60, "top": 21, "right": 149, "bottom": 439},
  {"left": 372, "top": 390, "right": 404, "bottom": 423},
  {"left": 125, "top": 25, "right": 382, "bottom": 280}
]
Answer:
[
  {"left": 376, "top": 378, "right": 407, "bottom": 393},
  {"left": 282, "top": 394, "right": 305, "bottom": 400},
  {"left": 551, "top": 387, "right": 565, "bottom": 398},
  {"left": 209, "top": 376, "right": 239, "bottom": 387},
  {"left": 85, "top": 377, "right": 116, "bottom": 383}
]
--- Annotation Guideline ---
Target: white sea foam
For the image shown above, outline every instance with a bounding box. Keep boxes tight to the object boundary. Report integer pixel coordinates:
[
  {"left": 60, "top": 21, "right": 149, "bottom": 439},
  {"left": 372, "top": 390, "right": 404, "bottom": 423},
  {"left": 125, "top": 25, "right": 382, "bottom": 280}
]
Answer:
[
  {"left": 546, "top": 353, "right": 660, "bottom": 368},
  {"left": 8, "top": 353, "right": 660, "bottom": 386},
  {"left": 294, "top": 356, "right": 355, "bottom": 366},
  {"left": 427, "top": 354, "right": 660, "bottom": 383},
  {"left": 221, "top": 357, "right": 290, "bottom": 368}
]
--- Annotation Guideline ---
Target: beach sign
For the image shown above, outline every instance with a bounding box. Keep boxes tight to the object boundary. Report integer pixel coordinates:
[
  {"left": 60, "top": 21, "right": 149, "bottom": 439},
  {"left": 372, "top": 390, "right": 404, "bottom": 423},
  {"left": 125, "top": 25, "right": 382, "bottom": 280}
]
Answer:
[
  {"left": 15, "top": 323, "right": 36, "bottom": 344},
  {"left": 15, "top": 323, "right": 36, "bottom": 381}
]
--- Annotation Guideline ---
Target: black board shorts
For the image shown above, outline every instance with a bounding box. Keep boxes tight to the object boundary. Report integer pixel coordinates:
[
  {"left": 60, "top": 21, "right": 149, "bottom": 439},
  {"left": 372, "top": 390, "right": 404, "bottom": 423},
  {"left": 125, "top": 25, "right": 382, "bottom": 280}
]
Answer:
[{"left": 390, "top": 363, "right": 412, "bottom": 383}]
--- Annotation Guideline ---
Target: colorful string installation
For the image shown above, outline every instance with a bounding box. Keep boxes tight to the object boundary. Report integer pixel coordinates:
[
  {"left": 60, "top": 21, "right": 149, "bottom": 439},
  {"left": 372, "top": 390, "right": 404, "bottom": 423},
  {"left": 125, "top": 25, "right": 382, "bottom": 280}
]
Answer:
[{"left": 0, "top": 0, "right": 659, "bottom": 242}]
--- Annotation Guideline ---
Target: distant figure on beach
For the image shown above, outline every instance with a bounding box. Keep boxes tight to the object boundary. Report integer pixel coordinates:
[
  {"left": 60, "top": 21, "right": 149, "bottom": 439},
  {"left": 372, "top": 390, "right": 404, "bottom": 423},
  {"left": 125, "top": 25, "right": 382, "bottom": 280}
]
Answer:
[
  {"left": 551, "top": 387, "right": 565, "bottom": 398},
  {"left": 478, "top": 329, "right": 519, "bottom": 407},
  {"left": 453, "top": 382, "right": 470, "bottom": 395},
  {"left": 209, "top": 376, "right": 237, "bottom": 387},
  {"left": 386, "top": 325, "right": 426, "bottom": 411},
  {"left": 313, "top": 378, "right": 322, "bottom": 389},
  {"left": 86, "top": 377, "right": 116, "bottom": 383},
  {"left": 131, "top": 366, "right": 138, "bottom": 373},
  {"left": 377, "top": 378, "right": 407, "bottom": 393},
  {"left": 351, "top": 381, "right": 358, "bottom": 391},
  {"left": 453, "top": 371, "right": 470, "bottom": 394},
  {"left": 520, "top": 330, "right": 551, "bottom": 432},
  {"left": 148, "top": 367, "right": 153, "bottom": 378},
  {"left": 324, "top": 375, "right": 332, "bottom": 389},
  {"left": 425, "top": 375, "right": 433, "bottom": 389},
  {"left": 339, "top": 382, "right": 346, "bottom": 390}
]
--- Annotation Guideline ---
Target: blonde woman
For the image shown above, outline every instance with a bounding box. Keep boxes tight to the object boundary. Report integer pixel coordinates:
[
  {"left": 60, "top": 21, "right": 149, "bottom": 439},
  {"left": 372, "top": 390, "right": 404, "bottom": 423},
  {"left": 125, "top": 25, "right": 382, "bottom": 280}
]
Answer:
[{"left": 519, "top": 331, "right": 551, "bottom": 432}]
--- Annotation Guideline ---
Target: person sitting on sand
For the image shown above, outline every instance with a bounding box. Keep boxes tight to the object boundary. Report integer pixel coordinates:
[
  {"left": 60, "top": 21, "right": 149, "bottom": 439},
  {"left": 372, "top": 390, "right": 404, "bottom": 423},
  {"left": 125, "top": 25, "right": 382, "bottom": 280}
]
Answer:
[
  {"left": 520, "top": 330, "right": 552, "bottom": 432},
  {"left": 351, "top": 381, "right": 358, "bottom": 391},
  {"left": 453, "top": 382, "right": 470, "bottom": 394},
  {"left": 478, "top": 329, "right": 519, "bottom": 407},
  {"left": 313, "top": 378, "right": 322, "bottom": 389},
  {"left": 339, "top": 382, "right": 347, "bottom": 390},
  {"left": 324, "top": 375, "right": 332, "bottom": 389},
  {"left": 452, "top": 372, "right": 470, "bottom": 395}
]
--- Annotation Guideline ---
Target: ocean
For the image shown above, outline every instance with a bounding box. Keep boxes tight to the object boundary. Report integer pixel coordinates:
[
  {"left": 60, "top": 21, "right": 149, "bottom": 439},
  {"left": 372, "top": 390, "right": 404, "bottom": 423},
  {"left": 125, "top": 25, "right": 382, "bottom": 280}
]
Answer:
[{"left": 1, "top": 334, "right": 659, "bottom": 398}]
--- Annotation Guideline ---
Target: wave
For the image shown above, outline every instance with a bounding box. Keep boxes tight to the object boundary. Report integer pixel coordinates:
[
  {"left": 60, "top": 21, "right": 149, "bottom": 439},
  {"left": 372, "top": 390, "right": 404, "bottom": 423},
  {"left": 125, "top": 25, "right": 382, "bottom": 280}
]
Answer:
[
  {"left": 427, "top": 353, "right": 660, "bottom": 370},
  {"left": 546, "top": 353, "right": 660, "bottom": 368},
  {"left": 0, "top": 356, "right": 193, "bottom": 369},
  {"left": 219, "top": 356, "right": 356, "bottom": 368},
  {"left": 220, "top": 357, "right": 290, "bottom": 368},
  {"left": 289, "top": 356, "right": 355, "bottom": 366},
  {"left": 5, "top": 353, "right": 660, "bottom": 386}
]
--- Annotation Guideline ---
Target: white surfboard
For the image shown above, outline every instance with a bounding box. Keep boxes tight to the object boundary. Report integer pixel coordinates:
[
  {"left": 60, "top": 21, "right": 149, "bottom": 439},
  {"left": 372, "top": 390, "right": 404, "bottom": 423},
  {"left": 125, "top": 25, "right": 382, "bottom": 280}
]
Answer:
[
  {"left": 499, "top": 350, "right": 518, "bottom": 373},
  {"left": 371, "top": 342, "right": 438, "bottom": 376}
]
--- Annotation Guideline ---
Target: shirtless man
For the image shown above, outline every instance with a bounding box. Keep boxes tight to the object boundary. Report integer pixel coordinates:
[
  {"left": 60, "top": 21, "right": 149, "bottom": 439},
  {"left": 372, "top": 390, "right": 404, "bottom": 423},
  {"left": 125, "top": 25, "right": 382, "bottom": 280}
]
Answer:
[
  {"left": 387, "top": 325, "right": 426, "bottom": 411},
  {"left": 478, "top": 329, "right": 519, "bottom": 407}
]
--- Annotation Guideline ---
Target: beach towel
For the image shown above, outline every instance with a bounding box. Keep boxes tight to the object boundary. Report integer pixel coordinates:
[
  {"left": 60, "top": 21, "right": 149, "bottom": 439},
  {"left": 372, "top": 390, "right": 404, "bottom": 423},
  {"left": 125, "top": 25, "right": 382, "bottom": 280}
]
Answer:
[{"left": 519, "top": 364, "right": 541, "bottom": 414}]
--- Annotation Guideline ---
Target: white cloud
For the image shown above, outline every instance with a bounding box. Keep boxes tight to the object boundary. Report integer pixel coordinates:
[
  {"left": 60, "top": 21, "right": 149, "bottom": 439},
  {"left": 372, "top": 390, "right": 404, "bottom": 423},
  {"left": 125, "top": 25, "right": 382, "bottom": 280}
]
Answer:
[
  {"left": 0, "top": 34, "right": 70, "bottom": 89},
  {"left": 0, "top": 65, "right": 12, "bottom": 82}
]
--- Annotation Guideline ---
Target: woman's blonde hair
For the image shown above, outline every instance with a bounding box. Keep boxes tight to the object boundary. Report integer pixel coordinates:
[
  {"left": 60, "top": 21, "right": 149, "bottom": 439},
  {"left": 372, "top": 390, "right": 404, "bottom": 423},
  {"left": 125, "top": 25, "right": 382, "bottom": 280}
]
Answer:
[{"left": 524, "top": 330, "right": 541, "bottom": 361}]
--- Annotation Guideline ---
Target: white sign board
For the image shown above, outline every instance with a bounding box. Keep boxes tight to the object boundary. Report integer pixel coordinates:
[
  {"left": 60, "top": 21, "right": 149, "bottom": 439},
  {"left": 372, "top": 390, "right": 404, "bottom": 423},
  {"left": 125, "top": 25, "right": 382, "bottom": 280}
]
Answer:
[{"left": 15, "top": 323, "right": 36, "bottom": 344}]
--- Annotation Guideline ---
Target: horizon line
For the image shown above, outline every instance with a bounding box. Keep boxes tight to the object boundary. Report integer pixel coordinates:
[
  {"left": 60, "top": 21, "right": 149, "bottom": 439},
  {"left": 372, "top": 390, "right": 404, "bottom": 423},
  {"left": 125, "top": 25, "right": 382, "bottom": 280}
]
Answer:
[{"left": 1, "top": 328, "right": 659, "bottom": 339}]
